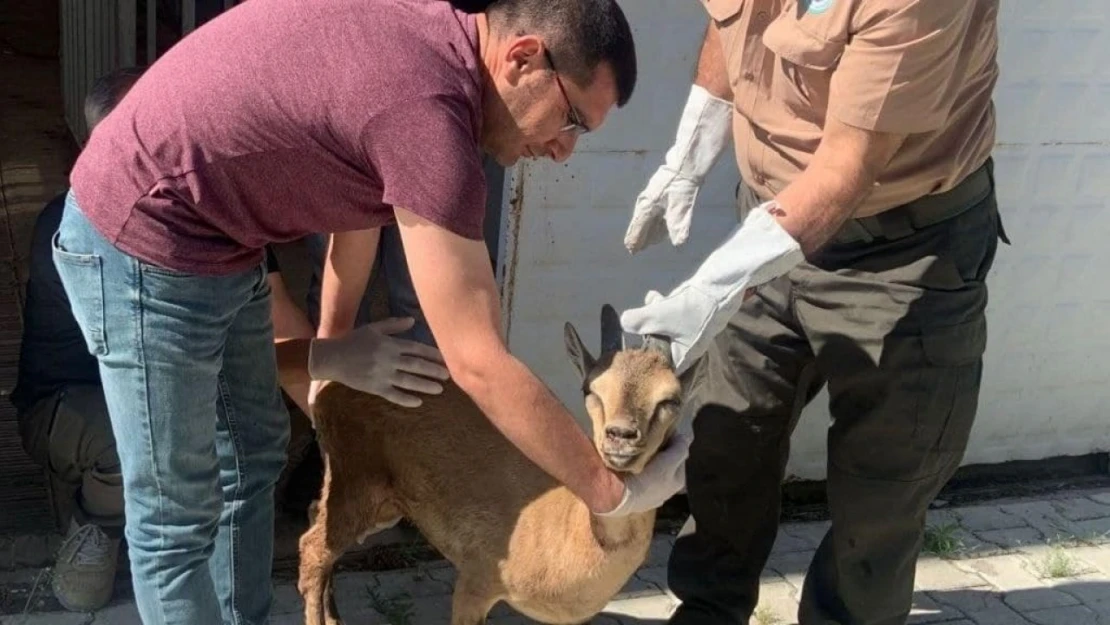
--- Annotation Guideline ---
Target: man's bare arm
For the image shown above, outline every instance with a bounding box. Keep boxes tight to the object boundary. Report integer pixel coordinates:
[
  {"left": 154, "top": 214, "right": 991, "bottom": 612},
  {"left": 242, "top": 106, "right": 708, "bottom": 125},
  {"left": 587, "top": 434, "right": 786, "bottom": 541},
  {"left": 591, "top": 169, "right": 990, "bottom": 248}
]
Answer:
[
  {"left": 772, "top": 116, "right": 907, "bottom": 256},
  {"left": 394, "top": 207, "right": 626, "bottom": 514},
  {"left": 317, "top": 228, "right": 381, "bottom": 338},
  {"left": 695, "top": 21, "right": 732, "bottom": 101}
]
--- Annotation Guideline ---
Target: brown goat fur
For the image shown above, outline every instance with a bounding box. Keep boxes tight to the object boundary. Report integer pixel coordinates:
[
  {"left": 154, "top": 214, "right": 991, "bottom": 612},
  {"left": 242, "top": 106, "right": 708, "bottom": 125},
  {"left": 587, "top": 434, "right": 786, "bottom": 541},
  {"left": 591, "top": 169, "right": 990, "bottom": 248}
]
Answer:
[{"left": 297, "top": 305, "right": 685, "bottom": 624}]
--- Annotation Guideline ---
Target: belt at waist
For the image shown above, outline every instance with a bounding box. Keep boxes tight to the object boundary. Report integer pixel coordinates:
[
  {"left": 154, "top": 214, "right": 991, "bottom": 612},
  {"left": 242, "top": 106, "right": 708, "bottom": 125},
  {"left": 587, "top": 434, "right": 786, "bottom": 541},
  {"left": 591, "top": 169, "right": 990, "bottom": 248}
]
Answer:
[{"left": 831, "top": 160, "right": 994, "bottom": 245}]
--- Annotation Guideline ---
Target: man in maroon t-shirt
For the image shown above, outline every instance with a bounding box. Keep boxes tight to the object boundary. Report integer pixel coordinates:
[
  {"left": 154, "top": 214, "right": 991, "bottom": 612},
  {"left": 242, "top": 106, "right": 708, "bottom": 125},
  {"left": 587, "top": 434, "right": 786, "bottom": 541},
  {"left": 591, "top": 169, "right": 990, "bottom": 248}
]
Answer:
[{"left": 52, "top": 0, "right": 688, "bottom": 623}]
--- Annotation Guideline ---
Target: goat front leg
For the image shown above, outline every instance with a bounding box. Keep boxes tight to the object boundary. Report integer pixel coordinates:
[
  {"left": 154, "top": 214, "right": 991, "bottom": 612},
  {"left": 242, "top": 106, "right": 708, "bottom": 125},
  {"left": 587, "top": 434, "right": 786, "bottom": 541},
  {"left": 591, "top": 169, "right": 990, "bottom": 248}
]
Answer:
[{"left": 298, "top": 460, "right": 365, "bottom": 625}]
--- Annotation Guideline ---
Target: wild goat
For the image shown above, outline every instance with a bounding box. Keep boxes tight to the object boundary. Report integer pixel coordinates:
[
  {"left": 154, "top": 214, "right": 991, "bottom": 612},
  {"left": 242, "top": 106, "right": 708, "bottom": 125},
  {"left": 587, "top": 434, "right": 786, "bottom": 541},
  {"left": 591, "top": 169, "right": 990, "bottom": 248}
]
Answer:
[{"left": 298, "top": 304, "right": 685, "bottom": 625}]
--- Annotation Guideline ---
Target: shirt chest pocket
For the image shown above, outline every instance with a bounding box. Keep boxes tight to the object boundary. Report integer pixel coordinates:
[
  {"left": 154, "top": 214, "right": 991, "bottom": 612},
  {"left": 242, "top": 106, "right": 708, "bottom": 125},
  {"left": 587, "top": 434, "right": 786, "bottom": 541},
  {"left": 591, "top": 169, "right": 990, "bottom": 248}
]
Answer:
[{"left": 760, "top": 12, "right": 844, "bottom": 112}]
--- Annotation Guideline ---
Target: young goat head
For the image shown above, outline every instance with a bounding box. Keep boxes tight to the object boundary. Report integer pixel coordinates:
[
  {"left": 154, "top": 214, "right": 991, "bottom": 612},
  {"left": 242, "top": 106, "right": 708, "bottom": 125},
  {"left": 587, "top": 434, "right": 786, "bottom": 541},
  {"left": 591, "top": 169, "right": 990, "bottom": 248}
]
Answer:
[{"left": 564, "top": 304, "right": 683, "bottom": 475}]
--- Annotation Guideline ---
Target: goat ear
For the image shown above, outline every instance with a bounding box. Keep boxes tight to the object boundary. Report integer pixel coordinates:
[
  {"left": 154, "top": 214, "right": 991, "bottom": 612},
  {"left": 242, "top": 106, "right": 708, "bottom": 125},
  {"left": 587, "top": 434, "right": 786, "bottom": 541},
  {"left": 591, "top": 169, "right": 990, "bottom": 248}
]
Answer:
[
  {"left": 641, "top": 334, "right": 674, "bottom": 369},
  {"left": 600, "top": 304, "right": 625, "bottom": 354},
  {"left": 564, "top": 322, "right": 595, "bottom": 380}
]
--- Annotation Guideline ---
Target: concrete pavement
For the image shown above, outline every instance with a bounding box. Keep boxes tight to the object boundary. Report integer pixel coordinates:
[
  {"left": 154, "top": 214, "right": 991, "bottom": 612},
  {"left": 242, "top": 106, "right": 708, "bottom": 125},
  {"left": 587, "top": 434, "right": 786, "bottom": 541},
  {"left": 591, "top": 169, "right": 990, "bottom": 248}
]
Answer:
[{"left": 6, "top": 486, "right": 1110, "bottom": 624}]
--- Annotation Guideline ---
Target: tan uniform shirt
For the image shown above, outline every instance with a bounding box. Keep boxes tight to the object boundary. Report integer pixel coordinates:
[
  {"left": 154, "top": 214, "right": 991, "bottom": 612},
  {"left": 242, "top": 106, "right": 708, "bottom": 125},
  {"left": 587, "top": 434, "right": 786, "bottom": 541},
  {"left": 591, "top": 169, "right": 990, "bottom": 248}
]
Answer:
[{"left": 700, "top": 0, "right": 999, "bottom": 217}]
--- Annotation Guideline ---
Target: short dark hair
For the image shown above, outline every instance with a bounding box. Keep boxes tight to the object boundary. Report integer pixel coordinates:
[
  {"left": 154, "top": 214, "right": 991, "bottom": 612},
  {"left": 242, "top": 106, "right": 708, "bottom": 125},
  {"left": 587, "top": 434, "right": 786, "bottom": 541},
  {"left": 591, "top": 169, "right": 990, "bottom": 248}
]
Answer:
[
  {"left": 487, "top": 0, "right": 637, "bottom": 107},
  {"left": 84, "top": 66, "right": 146, "bottom": 131}
]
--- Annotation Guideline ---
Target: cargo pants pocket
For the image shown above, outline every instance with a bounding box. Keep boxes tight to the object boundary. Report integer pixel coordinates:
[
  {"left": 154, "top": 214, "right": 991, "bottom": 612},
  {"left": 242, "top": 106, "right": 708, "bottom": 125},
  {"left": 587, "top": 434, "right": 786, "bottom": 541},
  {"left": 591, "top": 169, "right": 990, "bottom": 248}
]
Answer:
[{"left": 912, "top": 315, "right": 987, "bottom": 455}]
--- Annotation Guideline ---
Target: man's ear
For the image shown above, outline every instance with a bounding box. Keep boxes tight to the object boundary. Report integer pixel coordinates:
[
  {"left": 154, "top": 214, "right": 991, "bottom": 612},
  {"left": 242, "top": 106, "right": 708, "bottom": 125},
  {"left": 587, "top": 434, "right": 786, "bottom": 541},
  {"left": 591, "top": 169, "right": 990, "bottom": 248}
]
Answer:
[{"left": 503, "top": 34, "right": 545, "bottom": 77}]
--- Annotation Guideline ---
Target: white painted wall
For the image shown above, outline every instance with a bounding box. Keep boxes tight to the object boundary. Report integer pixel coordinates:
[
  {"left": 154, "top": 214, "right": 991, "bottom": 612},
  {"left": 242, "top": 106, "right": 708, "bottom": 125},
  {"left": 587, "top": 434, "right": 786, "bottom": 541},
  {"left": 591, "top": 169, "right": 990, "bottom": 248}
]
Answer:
[{"left": 495, "top": 0, "right": 1110, "bottom": 480}]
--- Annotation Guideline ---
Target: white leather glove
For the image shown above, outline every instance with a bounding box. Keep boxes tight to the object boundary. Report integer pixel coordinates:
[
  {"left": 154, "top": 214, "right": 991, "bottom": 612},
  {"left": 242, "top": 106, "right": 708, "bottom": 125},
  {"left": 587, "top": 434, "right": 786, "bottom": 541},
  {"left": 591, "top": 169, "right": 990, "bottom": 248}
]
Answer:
[
  {"left": 596, "top": 432, "right": 692, "bottom": 517},
  {"left": 621, "top": 203, "right": 806, "bottom": 374},
  {"left": 624, "top": 84, "right": 733, "bottom": 253},
  {"left": 307, "top": 317, "right": 450, "bottom": 408}
]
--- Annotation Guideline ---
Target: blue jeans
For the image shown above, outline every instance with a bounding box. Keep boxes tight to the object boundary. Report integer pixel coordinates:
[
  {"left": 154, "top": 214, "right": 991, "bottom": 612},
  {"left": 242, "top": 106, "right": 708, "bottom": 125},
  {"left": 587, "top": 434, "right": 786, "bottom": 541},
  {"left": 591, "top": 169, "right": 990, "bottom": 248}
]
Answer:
[
  {"left": 303, "top": 226, "right": 436, "bottom": 346},
  {"left": 52, "top": 191, "right": 289, "bottom": 625}
]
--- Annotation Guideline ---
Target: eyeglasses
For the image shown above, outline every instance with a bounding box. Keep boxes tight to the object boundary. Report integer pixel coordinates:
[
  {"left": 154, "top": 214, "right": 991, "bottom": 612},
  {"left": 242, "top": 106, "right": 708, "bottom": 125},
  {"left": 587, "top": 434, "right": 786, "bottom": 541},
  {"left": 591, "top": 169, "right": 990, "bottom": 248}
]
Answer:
[{"left": 543, "top": 48, "right": 590, "bottom": 135}]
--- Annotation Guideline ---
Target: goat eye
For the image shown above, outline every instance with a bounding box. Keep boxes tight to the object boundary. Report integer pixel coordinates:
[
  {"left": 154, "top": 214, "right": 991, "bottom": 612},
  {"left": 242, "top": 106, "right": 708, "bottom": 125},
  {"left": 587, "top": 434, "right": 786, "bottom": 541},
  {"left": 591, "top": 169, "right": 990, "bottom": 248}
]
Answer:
[{"left": 655, "top": 399, "right": 680, "bottom": 417}]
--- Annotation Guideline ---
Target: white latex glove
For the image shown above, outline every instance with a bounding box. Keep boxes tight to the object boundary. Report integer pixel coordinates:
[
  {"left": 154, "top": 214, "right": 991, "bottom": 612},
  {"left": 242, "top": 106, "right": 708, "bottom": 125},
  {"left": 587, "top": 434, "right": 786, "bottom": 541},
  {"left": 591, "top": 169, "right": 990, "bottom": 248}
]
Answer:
[
  {"left": 307, "top": 317, "right": 450, "bottom": 408},
  {"left": 624, "top": 84, "right": 733, "bottom": 253},
  {"left": 621, "top": 203, "right": 806, "bottom": 374},
  {"left": 596, "top": 432, "right": 692, "bottom": 517}
]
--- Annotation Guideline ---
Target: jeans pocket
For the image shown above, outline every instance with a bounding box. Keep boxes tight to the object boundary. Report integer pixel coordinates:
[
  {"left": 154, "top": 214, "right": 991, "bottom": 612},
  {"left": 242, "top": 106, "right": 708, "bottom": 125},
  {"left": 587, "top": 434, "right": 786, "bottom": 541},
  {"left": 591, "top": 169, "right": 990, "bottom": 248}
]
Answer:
[{"left": 51, "top": 231, "right": 109, "bottom": 356}]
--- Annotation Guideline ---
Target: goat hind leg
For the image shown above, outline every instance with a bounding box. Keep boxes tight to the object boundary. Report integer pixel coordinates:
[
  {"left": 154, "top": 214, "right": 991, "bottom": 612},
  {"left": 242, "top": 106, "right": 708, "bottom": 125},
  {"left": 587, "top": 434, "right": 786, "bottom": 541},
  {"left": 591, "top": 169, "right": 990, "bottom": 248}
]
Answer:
[{"left": 450, "top": 572, "right": 500, "bottom": 625}]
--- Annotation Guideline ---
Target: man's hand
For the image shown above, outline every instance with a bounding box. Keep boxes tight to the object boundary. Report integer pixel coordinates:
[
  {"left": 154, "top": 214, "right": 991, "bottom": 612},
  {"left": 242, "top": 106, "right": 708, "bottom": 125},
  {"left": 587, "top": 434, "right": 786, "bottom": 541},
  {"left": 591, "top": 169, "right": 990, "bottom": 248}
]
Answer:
[
  {"left": 621, "top": 203, "right": 805, "bottom": 374},
  {"left": 595, "top": 432, "right": 692, "bottom": 517},
  {"left": 307, "top": 317, "right": 450, "bottom": 408},
  {"left": 625, "top": 84, "right": 733, "bottom": 254},
  {"left": 771, "top": 116, "right": 907, "bottom": 256},
  {"left": 625, "top": 22, "right": 733, "bottom": 253}
]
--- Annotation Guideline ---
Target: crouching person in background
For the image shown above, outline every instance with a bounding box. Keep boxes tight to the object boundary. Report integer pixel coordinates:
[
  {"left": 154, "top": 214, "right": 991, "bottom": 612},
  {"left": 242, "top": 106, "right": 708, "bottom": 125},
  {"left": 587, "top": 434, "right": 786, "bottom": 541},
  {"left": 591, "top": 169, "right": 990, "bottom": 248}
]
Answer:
[{"left": 11, "top": 66, "right": 145, "bottom": 612}]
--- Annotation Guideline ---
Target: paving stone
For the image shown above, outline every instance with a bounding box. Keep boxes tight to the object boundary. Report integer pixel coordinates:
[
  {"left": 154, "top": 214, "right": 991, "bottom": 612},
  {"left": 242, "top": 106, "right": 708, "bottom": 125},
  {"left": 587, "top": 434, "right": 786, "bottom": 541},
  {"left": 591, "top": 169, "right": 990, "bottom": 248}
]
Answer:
[
  {"left": 371, "top": 567, "right": 453, "bottom": 598},
  {"left": 2, "top": 613, "right": 90, "bottom": 625},
  {"left": 926, "top": 507, "right": 962, "bottom": 528},
  {"left": 1071, "top": 517, "right": 1110, "bottom": 541},
  {"left": 1051, "top": 498, "right": 1110, "bottom": 523},
  {"left": 958, "top": 505, "right": 1028, "bottom": 532},
  {"left": 10, "top": 534, "right": 54, "bottom": 568},
  {"left": 915, "top": 557, "right": 991, "bottom": 591},
  {"left": 770, "top": 528, "right": 813, "bottom": 554},
  {"left": 1004, "top": 588, "right": 1083, "bottom": 614},
  {"left": 950, "top": 529, "right": 1005, "bottom": 558},
  {"left": 423, "top": 561, "right": 458, "bottom": 585},
  {"left": 1023, "top": 604, "right": 1099, "bottom": 625},
  {"left": 956, "top": 555, "right": 1079, "bottom": 612},
  {"left": 271, "top": 582, "right": 305, "bottom": 615},
  {"left": 1071, "top": 545, "right": 1110, "bottom": 576},
  {"left": 999, "top": 503, "right": 1081, "bottom": 542},
  {"left": 962, "top": 606, "right": 1034, "bottom": 624},
  {"left": 754, "top": 579, "right": 798, "bottom": 624},
  {"left": 765, "top": 550, "right": 814, "bottom": 591},
  {"left": 976, "top": 526, "right": 1047, "bottom": 550},
  {"left": 636, "top": 566, "right": 668, "bottom": 591},
  {"left": 89, "top": 601, "right": 142, "bottom": 624},
  {"left": 603, "top": 593, "right": 678, "bottom": 620},
  {"left": 617, "top": 572, "right": 664, "bottom": 599},
  {"left": 1044, "top": 573, "right": 1110, "bottom": 606},
  {"left": 780, "top": 520, "right": 829, "bottom": 550},
  {"left": 643, "top": 536, "right": 674, "bottom": 568},
  {"left": 268, "top": 613, "right": 306, "bottom": 625},
  {"left": 929, "top": 587, "right": 1010, "bottom": 613},
  {"left": 1027, "top": 542, "right": 1101, "bottom": 577},
  {"left": 1086, "top": 493, "right": 1110, "bottom": 507},
  {"left": 331, "top": 570, "right": 378, "bottom": 604},
  {"left": 907, "top": 591, "right": 965, "bottom": 624}
]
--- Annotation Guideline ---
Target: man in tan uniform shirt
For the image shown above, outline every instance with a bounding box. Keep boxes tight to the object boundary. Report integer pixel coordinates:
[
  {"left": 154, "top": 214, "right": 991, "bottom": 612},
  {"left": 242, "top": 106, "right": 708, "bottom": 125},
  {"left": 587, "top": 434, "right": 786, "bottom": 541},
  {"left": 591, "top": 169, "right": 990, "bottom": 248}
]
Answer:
[{"left": 620, "top": 1, "right": 1009, "bottom": 623}]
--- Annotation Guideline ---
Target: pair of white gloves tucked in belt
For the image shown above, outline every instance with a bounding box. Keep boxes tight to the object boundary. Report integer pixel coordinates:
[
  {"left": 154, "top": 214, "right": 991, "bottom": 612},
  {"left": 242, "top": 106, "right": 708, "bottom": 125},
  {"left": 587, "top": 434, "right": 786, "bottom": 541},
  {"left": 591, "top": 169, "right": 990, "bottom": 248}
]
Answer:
[{"left": 622, "top": 84, "right": 806, "bottom": 375}]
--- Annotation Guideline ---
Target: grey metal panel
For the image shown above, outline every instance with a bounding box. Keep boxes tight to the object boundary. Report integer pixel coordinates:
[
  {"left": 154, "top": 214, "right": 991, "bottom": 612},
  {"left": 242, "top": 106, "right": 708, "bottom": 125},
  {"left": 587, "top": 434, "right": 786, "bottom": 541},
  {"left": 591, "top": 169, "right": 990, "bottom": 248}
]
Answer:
[
  {"left": 182, "top": 0, "right": 196, "bottom": 34},
  {"left": 119, "top": 0, "right": 137, "bottom": 66},
  {"left": 147, "top": 0, "right": 157, "bottom": 65}
]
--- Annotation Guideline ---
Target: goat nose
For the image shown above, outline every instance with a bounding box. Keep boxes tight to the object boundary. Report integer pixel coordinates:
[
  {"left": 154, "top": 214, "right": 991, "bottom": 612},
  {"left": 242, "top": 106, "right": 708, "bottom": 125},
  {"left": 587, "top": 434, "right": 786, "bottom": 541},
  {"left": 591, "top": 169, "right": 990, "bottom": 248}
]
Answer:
[{"left": 605, "top": 424, "right": 640, "bottom": 442}]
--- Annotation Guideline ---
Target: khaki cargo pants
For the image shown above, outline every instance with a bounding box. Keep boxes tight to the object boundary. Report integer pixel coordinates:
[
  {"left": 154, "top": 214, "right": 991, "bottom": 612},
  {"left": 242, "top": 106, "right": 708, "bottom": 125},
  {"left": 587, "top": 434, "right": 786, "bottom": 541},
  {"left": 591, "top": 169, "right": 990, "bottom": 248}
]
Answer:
[
  {"left": 668, "top": 160, "right": 1008, "bottom": 625},
  {"left": 19, "top": 385, "right": 125, "bottom": 530}
]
